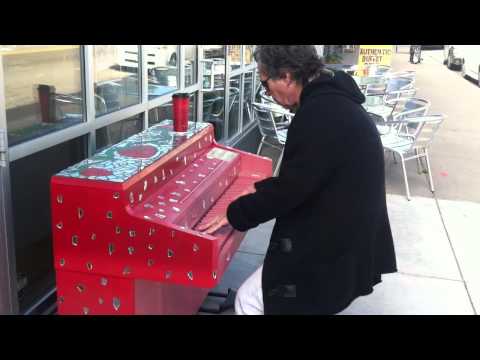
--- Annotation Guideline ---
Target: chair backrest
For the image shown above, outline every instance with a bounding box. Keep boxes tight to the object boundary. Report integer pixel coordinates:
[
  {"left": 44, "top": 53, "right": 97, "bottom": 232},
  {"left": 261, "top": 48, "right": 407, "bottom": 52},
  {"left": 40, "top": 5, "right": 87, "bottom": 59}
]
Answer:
[
  {"left": 384, "top": 87, "right": 417, "bottom": 103},
  {"left": 387, "top": 76, "right": 415, "bottom": 93},
  {"left": 391, "top": 97, "right": 431, "bottom": 133},
  {"left": 400, "top": 115, "right": 445, "bottom": 152},
  {"left": 253, "top": 102, "right": 288, "bottom": 144}
]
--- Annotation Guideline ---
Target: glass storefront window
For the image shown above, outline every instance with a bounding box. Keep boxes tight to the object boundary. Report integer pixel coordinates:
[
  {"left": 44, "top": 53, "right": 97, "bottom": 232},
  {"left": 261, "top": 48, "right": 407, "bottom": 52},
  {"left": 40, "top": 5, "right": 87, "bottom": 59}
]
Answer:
[
  {"left": 148, "top": 93, "right": 197, "bottom": 127},
  {"left": 145, "top": 45, "right": 178, "bottom": 100},
  {"left": 10, "top": 135, "right": 88, "bottom": 313},
  {"left": 1, "top": 45, "right": 84, "bottom": 147},
  {"left": 245, "top": 45, "right": 254, "bottom": 66},
  {"left": 95, "top": 113, "right": 144, "bottom": 152},
  {"left": 202, "top": 45, "right": 226, "bottom": 141},
  {"left": 228, "top": 45, "right": 242, "bottom": 71},
  {"left": 93, "top": 45, "right": 140, "bottom": 117},
  {"left": 243, "top": 72, "right": 254, "bottom": 127},
  {"left": 228, "top": 75, "right": 241, "bottom": 139},
  {"left": 184, "top": 45, "right": 197, "bottom": 88}
]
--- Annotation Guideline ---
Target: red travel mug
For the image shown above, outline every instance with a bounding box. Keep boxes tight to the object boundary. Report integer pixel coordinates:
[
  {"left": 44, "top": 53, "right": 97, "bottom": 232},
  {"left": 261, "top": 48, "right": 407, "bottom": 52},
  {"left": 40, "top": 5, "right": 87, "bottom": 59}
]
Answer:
[{"left": 172, "top": 93, "right": 189, "bottom": 132}]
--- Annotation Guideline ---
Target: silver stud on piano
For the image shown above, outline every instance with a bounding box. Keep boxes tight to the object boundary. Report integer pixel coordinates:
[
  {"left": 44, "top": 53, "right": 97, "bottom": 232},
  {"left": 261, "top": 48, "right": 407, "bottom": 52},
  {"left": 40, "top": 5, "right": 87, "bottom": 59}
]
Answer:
[
  {"left": 128, "top": 246, "right": 135, "bottom": 255},
  {"left": 198, "top": 173, "right": 206, "bottom": 178},
  {"left": 108, "top": 243, "right": 115, "bottom": 256},
  {"left": 83, "top": 307, "right": 90, "bottom": 315},
  {"left": 91, "top": 233, "right": 96, "bottom": 241},
  {"left": 165, "top": 271, "right": 172, "bottom": 280},
  {"left": 169, "top": 198, "right": 178, "bottom": 203},
  {"left": 187, "top": 271, "right": 194, "bottom": 281},
  {"left": 106, "top": 211, "right": 113, "bottom": 219},
  {"left": 86, "top": 262, "right": 93, "bottom": 271},
  {"left": 115, "top": 226, "right": 121, "bottom": 235},
  {"left": 184, "top": 188, "right": 191, "bottom": 193},
  {"left": 158, "top": 201, "right": 166, "bottom": 206},
  {"left": 226, "top": 254, "right": 231, "bottom": 262},
  {"left": 155, "top": 213, "right": 166, "bottom": 220},
  {"left": 169, "top": 169, "right": 174, "bottom": 176},
  {"left": 59, "top": 258, "right": 65, "bottom": 267},
  {"left": 77, "top": 208, "right": 84, "bottom": 220},
  {"left": 194, "top": 153, "right": 197, "bottom": 159},
  {"left": 202, "top": 200, "right": 206, "bottom": 209},
  {"left": 175, "top": 180, "right": 186, "bottom": 185},
  {"left": 144, "top": 180, "right": 148, "bottom": 191},
  {"left": 112, "top": 297, "right": 121, "bottom": 312},
  {"left": 113, "top": 192, "right": 120, "bottom": 200},
  {"left": 157, "top": 208, "right": 165, "bottom": 213},
  {"left": 57, "top": 195, "right": 63, "bottom": 204},
  {"left": 212, "top": 271, "right": 217, "bottom": 280},
  {"left": 193, "top": 244, "right": 199, "bottom": 252},
  {"left": 72, "top": 235, "right": 79, "bottom": 247},
  {"left": 176, "top": 156, "right": 179, "bottom": 162},
  {"left": 138, "top": 193, "right": 143, "bottom": 202},
  {"left": 198, "top": 142, "right": 202, "bottom": 149},
  {"left": 122, "top": 266, "right": 131, "bottom": 276},
  {"left": 193, "top": 163, "right": 199, "bottom": 168},
  {"left": 76, "top": 284, "right": 85, "bottom": 293},
  {"left": 148, "top": 228, "right": 155, "bottom": 236},
  {"left": 144, "top": 216, "right": 151, "bottom": 220},
  {"left": 144, "top": 203, "right": 154, "bottom": 209},
  {"left": 56, "top": 222, "right": 63, "bottom": 230},
  {"left": 100, "top": 277, "right": 108, "bottom": 286},
  {"left": 184, "top": 156, "right": 187, "bottom": 165},
  {"left": 162, "top": 169, "right": 166, "bottom": 180},
  {"left": 167, "top": 249, "right": 174, "bottom": 258},
  {"left": 154, "top": 176, "right": 158, "bottom": 184},
  {"left": 172, "top": 207, "right": 180, "bottom": 213},
  {"left": 129, "top": 230, "right": 136, "bottom": 238},
  {"left": 147, "top": 259, "right": 155, "bottom": 267},
  {"left": 147, "top": 244, "right": 154, "bottom": 251},
  {"left": 129, "top": 192, "right": 134, "bottom": 204},
  {"left": 210, "top": 197, "right": 214, "bottom": 203},
  {"left": 98, "top": 297, "right": 104, "bottom": 305}
]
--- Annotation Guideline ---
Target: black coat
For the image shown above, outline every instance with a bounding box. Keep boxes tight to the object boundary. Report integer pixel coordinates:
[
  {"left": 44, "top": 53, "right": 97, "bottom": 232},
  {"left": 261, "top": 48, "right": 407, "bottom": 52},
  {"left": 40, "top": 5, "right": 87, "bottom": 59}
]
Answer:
[{"left": 227, "top": 70, "right": 397, "bottom": 314}]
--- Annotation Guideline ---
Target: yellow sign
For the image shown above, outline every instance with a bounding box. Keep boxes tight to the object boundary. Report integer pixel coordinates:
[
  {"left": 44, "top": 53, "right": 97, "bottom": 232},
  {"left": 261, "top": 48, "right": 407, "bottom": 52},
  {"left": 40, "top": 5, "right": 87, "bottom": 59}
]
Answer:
[{"left": 355, "top": 45, "right": 394, "bottom": 76}]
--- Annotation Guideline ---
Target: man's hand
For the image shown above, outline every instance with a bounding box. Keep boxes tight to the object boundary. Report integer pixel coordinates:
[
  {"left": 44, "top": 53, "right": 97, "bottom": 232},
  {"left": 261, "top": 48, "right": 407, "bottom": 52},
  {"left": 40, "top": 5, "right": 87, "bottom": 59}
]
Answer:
[
  {"left": 197, "top": 215, "right": 229, "bottom": 235},
  {"left": 197, "top": 185, "right": 256, "bottom": 235}
]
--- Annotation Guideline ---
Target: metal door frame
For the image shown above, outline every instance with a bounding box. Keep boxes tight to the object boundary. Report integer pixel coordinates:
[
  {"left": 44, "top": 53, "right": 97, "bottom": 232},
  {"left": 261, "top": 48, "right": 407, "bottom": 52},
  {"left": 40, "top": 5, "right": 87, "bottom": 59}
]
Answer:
[{"left": 0, "top": 54, "right": 20, "bottom": 315}]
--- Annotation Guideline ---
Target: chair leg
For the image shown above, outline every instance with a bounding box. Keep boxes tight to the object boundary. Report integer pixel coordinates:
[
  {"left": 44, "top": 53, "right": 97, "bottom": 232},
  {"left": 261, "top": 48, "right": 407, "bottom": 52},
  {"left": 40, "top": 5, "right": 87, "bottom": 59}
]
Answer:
[
  {"left": 415, "top": 149, "right": 423, "bottom": 174},
  {"left": 424, "top": 148, "right": 435, "bottom": 193},
  {"left": 273, "top": 148, "right": 284, "bottom": 177},
  {"left": 257, "top": 136, "right": 266, "bottom": 155},
  {"left": 400, "top": 154, "right": 411, "bottom": 200},
  {"left": 392, "top": 152, "right": 398, "bottom": 164}
]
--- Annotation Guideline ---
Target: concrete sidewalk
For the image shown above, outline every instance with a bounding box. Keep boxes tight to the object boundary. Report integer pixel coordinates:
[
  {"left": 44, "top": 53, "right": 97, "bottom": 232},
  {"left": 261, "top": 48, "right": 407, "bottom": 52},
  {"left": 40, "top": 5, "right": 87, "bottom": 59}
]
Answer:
[{"left": 200, "top": 50, "right": 480, "bottom": 315}]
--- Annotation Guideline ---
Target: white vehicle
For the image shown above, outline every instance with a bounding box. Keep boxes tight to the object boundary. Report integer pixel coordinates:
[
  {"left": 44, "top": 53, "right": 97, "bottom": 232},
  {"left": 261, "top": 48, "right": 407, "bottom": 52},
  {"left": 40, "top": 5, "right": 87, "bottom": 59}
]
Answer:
[
  {"left": 444, "top": 45, "right": 480, "bottom": 85},
  {"left": 116, "top": 45, "right": 178, "bottom": 71}
]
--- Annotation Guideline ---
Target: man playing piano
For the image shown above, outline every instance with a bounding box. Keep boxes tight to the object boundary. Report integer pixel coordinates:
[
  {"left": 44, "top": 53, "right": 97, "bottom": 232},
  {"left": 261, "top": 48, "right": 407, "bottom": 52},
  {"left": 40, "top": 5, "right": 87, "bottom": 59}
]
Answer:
[{"left": 198, "top": 45, "right": 397, "bottom": 315}]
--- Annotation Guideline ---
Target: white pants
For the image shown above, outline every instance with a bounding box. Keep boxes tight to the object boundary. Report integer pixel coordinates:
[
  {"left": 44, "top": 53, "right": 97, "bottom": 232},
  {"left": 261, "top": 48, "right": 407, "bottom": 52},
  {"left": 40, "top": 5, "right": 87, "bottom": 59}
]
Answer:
[{"left": 234, "top": 265, "right": 264, "bottom": 315}]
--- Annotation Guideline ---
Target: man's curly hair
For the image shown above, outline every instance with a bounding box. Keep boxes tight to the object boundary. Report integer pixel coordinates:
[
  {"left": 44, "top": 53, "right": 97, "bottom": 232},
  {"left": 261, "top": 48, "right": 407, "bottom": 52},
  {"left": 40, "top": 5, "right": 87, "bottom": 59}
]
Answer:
[{"left": 253, "top": 45, "right": 326, "bottom": 86}]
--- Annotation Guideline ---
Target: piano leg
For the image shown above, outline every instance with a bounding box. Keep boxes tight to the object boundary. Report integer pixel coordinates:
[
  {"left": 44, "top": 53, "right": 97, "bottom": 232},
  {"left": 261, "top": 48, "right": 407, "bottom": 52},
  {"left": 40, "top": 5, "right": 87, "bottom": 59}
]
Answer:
[{"left": 199, "top": 288, "right": 237, "bottom": 314}]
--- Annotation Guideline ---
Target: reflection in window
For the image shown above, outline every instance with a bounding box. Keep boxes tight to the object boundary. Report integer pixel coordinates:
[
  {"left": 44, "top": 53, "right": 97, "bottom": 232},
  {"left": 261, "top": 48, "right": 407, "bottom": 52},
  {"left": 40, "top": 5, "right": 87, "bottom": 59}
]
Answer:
[
  {"left": 148, "top": 93, "right": 197, "bottom": 127},
  {"left": 95, "top": 113, "right": 144, "bottom": 152},
  {"left": 202, "top": 45, "right": 226, "bottom": 141},
  {"left": 228, "top": 75, "right": 241, "bottom": 138},
  {"left": 228, "top": 45, "right": 242, "bottom": 71},
  {"left": 184, "top": 45, "right": 197, "bottom": 88},
  {"left": 145, "top": 45, "right": 178, "bottom": 100},
  {"left": 243, "top": 72, "right": 254, "bottom": 127},
  {"left": 93, "top": 45, "right": 140, "bottom": 117},
  {"left": 245, "top": 45, "right": 254, "bottom": 65},
  {"left": 10, "top": 135, "right": 87, "bottom": 313},
  {"left": 1, "top": 45, "right": 83, "bottom": 147}
]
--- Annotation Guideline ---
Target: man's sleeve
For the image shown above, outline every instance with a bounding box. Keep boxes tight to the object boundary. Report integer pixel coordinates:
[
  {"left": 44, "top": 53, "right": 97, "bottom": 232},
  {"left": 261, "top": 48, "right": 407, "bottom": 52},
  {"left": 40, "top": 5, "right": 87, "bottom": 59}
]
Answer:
[{"left": 226, "top": 103, "right": 348, "bottom": 231}]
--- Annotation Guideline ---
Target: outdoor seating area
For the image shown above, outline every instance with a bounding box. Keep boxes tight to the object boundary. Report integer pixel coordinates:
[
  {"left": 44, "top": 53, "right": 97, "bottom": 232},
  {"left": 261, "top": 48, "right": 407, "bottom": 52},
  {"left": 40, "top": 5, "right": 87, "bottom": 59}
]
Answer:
[{"left": 346, "top": 64, "right": 445, "bottom": 200}]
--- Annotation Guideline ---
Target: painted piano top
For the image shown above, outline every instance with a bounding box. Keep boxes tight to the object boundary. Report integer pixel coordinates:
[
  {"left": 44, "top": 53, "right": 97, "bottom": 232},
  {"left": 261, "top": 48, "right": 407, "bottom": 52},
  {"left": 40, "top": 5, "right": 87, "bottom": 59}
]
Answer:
[{"left": 56, "top": 120, "right": 211, "bottom": 183}]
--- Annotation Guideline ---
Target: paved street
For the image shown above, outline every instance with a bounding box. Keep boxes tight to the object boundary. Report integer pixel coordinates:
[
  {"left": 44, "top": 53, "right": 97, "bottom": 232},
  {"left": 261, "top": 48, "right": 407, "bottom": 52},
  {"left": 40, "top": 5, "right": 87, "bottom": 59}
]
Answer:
[{"left": 201, "top": 48, "right": 480, "bottom": 315}]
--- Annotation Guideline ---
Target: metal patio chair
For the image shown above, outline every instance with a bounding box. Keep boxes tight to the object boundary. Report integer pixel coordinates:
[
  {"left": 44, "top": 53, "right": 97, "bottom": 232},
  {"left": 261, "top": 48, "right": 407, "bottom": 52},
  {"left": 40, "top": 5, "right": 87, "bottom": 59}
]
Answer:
[
  {"left": 381, "top": 114, "right": 445, "bottom": 200},
  {"left": 253, "top": 102, "right": 293, "bottom": 176}
]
